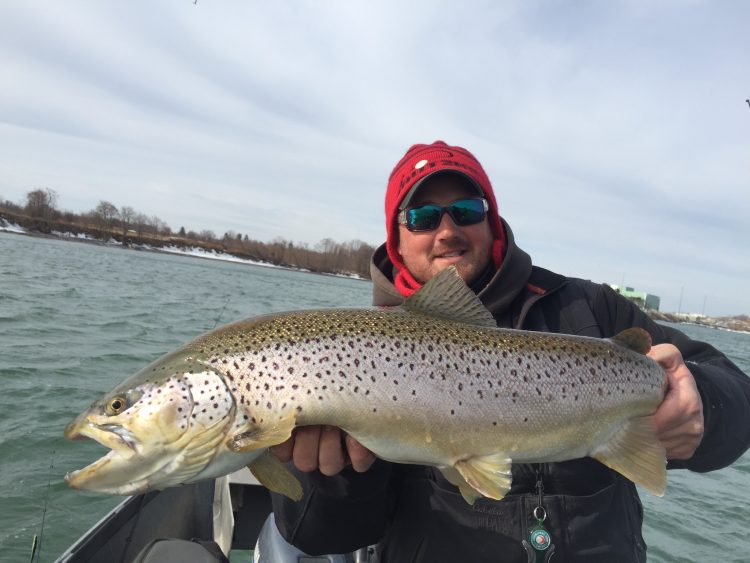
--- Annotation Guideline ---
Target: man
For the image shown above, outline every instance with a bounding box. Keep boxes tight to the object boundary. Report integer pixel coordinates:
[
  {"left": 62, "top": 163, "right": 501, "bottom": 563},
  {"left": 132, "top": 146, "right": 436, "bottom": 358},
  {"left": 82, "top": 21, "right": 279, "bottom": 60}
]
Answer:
[{"left": 270, "top": 141, "right": 750, "bottom": 561}]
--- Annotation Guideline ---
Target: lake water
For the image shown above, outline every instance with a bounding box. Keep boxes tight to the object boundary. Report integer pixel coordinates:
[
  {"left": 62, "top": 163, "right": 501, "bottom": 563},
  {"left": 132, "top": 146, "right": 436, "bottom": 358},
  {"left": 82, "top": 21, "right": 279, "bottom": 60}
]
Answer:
[{"left": 1, "top": 231, "right": 748, "bottom": 562}]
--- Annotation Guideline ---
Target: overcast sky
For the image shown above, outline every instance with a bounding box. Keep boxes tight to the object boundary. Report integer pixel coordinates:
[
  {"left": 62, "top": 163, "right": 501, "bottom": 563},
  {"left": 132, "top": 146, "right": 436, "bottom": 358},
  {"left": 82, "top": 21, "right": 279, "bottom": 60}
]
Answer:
[{"left": 1, "top": 1, "right": 748, "bottom": 316}]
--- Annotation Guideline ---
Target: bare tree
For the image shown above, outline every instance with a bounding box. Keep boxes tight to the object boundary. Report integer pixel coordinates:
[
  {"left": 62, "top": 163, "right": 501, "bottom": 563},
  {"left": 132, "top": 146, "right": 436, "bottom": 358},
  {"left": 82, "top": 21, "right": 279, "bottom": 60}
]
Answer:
[
  {"left": 25, "top": 188, "right": 58, "bottom": 220},
  {"left": 93, "top": 201, "right": 119, "bottom": 232},
  {"left": 120, "top": 206, "right": 136, "bottom": 236}
]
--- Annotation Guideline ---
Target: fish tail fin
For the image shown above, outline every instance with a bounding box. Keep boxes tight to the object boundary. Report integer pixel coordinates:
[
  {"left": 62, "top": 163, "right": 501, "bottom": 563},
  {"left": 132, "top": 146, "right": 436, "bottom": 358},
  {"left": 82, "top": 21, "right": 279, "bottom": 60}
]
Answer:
[{"left": 592, "top": 415, "right": 667, "bottom": 496}]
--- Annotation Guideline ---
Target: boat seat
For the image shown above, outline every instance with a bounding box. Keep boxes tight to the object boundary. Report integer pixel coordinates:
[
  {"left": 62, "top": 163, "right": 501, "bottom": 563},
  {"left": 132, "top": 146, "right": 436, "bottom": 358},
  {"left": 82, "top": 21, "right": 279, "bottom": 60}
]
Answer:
[{"left": 131, "top": 538, "right": 230, "bottom": 563}]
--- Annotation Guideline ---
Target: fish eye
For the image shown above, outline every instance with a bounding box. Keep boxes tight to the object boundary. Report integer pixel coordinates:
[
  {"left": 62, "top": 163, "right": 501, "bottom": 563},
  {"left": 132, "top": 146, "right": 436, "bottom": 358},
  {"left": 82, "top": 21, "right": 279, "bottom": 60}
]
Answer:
[{"left": 106, "top": 396, "right": 128, "bottom": 415}]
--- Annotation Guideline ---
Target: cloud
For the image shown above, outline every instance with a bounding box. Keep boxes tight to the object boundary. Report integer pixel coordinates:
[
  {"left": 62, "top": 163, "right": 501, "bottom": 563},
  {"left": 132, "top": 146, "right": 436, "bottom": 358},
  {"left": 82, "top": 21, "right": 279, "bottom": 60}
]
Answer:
[{"left": 0, "top": 0, "right": 747, "bottom": 315}]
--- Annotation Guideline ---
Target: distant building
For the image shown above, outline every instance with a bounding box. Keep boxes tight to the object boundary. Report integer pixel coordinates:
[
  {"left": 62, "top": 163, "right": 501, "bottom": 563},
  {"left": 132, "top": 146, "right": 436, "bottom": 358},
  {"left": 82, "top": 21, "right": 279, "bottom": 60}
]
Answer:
[{"left": 607, "top": 285, "right": 661, "bottom": 312}]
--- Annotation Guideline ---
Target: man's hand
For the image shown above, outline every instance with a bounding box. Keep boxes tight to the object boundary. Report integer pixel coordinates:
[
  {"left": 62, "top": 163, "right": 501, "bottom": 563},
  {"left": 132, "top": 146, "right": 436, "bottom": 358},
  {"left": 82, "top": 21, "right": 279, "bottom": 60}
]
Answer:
[
  {"left": 270, "top": 426, "right": 376, "bottom": 476},
  {"left": 649, "top": 343, "right": 704, "bottom": 460}
]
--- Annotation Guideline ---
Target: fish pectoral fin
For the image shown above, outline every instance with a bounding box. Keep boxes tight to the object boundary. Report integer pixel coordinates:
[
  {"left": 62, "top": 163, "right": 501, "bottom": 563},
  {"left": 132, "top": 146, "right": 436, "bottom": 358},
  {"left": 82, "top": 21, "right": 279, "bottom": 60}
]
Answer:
[
  {"left": 591, "top": 415, "right": 667, "bottom": 497},
  {"left": 228, "top": 413, "right": 296, "bottom": 452},
  {"left": 451, "top": 453, "right": 513, "bottom": 504},
  {"left": 248, "top": 450, "right": 303, "bottom": 501}
]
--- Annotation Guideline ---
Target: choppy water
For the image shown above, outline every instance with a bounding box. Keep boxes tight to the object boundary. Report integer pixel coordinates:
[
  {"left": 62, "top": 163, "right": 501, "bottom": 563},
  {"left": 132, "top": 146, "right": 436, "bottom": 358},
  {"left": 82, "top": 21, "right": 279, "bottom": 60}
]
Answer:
[{"left": 1, "top": 232, "right": 748, "bottom": 562}]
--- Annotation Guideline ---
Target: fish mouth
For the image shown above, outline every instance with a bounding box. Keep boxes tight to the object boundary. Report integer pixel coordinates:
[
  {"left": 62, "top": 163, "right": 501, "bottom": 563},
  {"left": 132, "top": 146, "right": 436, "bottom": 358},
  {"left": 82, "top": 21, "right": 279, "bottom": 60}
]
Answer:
[
  {"left": 65, "top": 449, "right": 150, "bottom": 495},
  {"left": 64, "top": 418, "right": 149, "bottom": 494},
  {"left": 64, "top": 418, "right": 139, "bottom": 458}
]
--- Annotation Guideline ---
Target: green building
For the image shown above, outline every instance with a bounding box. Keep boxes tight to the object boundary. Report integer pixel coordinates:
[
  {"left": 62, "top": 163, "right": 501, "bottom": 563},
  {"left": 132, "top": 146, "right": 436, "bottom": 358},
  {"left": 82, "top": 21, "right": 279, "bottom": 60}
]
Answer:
[{"left": 607, "top": 285, "right": 661, "bottom": 312}]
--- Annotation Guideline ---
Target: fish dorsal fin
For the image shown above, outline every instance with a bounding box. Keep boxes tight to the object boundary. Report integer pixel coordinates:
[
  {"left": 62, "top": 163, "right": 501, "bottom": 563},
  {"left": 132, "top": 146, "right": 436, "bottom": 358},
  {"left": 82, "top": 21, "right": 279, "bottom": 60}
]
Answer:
[
  {"left": 610, "top": 327, "right": 653, "bottom": 355},
  {"left": 402, "top": 266, "right": 496, "bottom": 328}
]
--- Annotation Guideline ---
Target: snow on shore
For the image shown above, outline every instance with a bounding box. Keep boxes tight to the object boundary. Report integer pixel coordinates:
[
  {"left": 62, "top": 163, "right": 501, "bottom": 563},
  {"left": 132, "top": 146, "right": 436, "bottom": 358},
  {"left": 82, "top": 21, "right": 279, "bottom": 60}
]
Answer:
[
  {"left": 155, "top": 244, "right": 286, "bottom": 270},
  {"left": 0, "top": 218, "right": 26, "bottom": 233}
]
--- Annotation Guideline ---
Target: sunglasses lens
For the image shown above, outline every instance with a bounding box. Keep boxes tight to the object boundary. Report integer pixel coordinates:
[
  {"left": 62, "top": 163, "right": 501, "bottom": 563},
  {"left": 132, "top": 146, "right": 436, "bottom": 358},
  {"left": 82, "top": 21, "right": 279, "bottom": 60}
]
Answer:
[
  {"left": 403, "top": 199, "right": 487, "bottom": 231},
  {"left": 406, "top": 205, "right": 442, "bottom": 231},
  {"left": 448, "top": 199, "right": 486, "bottom": 226}
]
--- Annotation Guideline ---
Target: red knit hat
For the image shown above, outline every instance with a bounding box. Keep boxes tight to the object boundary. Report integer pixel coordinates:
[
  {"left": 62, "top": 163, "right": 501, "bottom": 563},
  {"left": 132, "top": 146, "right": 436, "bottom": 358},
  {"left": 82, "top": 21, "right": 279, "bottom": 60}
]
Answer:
[{"left": 385, "top": 140, "right": 506, "bottom": 296}]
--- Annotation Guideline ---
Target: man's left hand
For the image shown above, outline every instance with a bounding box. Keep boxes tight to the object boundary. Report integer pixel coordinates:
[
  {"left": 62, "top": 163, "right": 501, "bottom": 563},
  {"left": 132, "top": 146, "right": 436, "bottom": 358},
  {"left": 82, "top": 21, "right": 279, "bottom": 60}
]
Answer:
[{"left": 649, "top": 343, "right": 705, "bottom": 460}]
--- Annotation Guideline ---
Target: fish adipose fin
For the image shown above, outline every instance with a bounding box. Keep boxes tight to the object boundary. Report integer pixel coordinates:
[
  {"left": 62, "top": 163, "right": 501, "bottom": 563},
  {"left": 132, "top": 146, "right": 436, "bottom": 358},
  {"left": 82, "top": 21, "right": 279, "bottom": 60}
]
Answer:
[
  {"left": 591, "top": 415, "right": 667, "bottom": 496},
  {"left": 403, "top": 266, "right": 496, "bottom": 328},
  {"left": 227, "top": 413, "right": 296, "bottom": 452},
  {"left": 610, "top": 327, "right": 653, "bottom": 355},
  {"left": 248, "top": 450, "right": 303, "bottom": 501},
  {"left": 443, "top": 453, "right": 513, "bottom": 504}
]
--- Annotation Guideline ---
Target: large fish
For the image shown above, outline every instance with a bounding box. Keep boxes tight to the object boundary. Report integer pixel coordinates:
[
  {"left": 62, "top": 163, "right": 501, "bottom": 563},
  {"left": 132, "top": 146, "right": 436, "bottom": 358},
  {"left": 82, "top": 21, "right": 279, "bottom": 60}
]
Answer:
[{"left": 64, "top": 267, "right": 667, "bottom": 504}]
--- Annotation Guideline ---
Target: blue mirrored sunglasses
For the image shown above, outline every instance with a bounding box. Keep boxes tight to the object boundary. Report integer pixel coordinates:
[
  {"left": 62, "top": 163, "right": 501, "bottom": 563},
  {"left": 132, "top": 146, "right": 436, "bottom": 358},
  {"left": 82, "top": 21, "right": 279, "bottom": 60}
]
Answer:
[{"left": 397, "top": 198, "right": 489, "bottom": 232}]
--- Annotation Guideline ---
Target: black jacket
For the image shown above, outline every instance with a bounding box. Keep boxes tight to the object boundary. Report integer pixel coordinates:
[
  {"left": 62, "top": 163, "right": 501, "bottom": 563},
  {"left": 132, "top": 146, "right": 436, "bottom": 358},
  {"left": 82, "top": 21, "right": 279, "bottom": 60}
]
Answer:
[{"left": 271, "top": 221, "right": 750, "bottom": 562}]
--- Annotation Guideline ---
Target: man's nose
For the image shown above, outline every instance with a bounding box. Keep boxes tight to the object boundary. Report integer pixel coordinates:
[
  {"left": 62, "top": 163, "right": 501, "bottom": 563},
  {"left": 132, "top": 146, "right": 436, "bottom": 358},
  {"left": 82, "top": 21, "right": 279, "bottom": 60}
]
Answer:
[{"left": 435, "top": 212, "right": 461, "bottom": 237}]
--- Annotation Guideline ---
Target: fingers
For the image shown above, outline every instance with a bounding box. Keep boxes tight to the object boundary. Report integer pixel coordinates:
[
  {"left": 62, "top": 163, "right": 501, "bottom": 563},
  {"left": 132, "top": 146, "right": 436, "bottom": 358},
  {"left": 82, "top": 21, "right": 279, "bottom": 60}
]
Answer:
[
  {"left": 269, "top": 434, "right": 295, "bottom": 463},
  {"left": 318, "top": 426, "right": 347, "bottom": 476},
  {"left": 649, "top": 344, "right": 704, "bottom": 460},
  {"left": 292, "top": 426, "right": 323, "bottom": 472},
  {"left": 269, "top": 425, "right": 376, "bottom": 475},
  {"left": 345, "top": 434, "right": 377, "bottom": 473}
]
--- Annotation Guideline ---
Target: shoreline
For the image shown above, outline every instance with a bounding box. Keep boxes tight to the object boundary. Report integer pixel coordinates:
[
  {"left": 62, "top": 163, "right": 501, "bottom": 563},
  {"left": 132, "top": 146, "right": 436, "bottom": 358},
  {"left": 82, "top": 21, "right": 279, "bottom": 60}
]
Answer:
[
  {"left": 0, "top": 221, "right": 367, "bottom": 282},
  {"left": 648, "top": 310, "right": 750, "bottom": 334},
  {"left": 3, "top": 220, "right": 746, "bottom": 329}
]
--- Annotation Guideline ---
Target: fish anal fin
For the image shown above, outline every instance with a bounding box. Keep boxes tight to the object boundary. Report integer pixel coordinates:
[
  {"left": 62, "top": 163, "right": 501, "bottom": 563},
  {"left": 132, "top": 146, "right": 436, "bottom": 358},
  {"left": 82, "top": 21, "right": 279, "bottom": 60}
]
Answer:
[
  {"left": 611, "top": 327, "right": 653, "bottom": 355},
  {"left": 403, "top": 266, "right": 496, "bottom": 328},
  {"left": 438, "top": 466, "right": 482, "bottom": 504},
  {"left": 592, "top": 415, "right": 667, "bottom": 496},
  {"left": 248, "top": 450, "right": 303, "bottom": 501},
  {"left": 228, "top": 413, "right": 296, "bottom": 452},
  {"left": 452, "top": 453, "right": 513, "bottom": 504}
]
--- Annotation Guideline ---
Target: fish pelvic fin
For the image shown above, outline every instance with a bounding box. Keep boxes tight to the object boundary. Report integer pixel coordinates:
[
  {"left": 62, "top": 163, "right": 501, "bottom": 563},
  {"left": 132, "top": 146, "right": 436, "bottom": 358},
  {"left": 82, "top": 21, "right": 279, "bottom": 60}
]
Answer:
[
  {"left": 402, "top": 266, "right": 496, "bottom": 328},
  {"left": 447, "top": 453, "right": 513, "bottom": 504},
  {"left": 591, "top": 415, "right": 667, "bottom": 497},
  {"left": 227, "top": 413, "right": 296, "bottom": 452},
  {"left": 248, "top": 450, "right": 303, "bottom": 501},
  {"left": 610, "top": 327, "right": 653, "bottom": 355}
]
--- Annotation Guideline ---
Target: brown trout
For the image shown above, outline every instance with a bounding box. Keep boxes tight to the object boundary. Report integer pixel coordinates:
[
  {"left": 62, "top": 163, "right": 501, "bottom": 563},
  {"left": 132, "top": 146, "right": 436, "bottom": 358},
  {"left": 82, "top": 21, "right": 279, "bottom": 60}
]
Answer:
[{"left": 64, "top": 266, "right": 667, "bottom": 504}]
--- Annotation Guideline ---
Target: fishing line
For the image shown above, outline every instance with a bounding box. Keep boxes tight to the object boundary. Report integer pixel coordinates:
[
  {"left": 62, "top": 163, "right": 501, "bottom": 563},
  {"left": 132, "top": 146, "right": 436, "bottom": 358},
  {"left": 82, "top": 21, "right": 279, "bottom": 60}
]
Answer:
[
  {"left": 210, "top": 294, "right": 232, "bottom": 330},
  {"left": 119, "top": 493, "right": 148, "bottom": 563},
  {"left": 32, "top": 445, "right": 57, "bottom": 563}
]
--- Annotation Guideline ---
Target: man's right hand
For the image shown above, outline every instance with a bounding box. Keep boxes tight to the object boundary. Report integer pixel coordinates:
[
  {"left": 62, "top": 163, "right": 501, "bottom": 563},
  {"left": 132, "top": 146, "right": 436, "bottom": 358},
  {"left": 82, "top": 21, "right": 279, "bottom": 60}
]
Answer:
[{"left": 270, "top": 426, "right": 377, "bottom": 476}]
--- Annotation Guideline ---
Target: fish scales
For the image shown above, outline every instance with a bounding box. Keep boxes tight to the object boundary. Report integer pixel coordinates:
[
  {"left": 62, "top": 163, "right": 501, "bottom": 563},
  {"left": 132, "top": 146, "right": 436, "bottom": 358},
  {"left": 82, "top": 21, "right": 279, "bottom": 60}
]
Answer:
[
  {"left": 64, "top": 267, "right": 668, "bottom": 503},
  {"left": 192, "top": 308, "right": 662, "bottom": 466}
]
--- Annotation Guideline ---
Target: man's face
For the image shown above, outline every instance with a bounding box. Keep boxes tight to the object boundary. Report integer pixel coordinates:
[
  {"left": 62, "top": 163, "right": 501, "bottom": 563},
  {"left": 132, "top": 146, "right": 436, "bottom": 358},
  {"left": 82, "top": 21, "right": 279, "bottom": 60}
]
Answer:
[{"left": 397, "top": 174, "right": 494, "bottom": 286}]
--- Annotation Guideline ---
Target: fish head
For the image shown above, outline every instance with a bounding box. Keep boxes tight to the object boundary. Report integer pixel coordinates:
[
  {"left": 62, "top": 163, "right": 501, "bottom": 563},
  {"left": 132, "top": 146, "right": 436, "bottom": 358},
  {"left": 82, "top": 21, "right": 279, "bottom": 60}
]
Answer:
[{"left": 64, "top": 350, "right": 257, "bottom": 494}]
